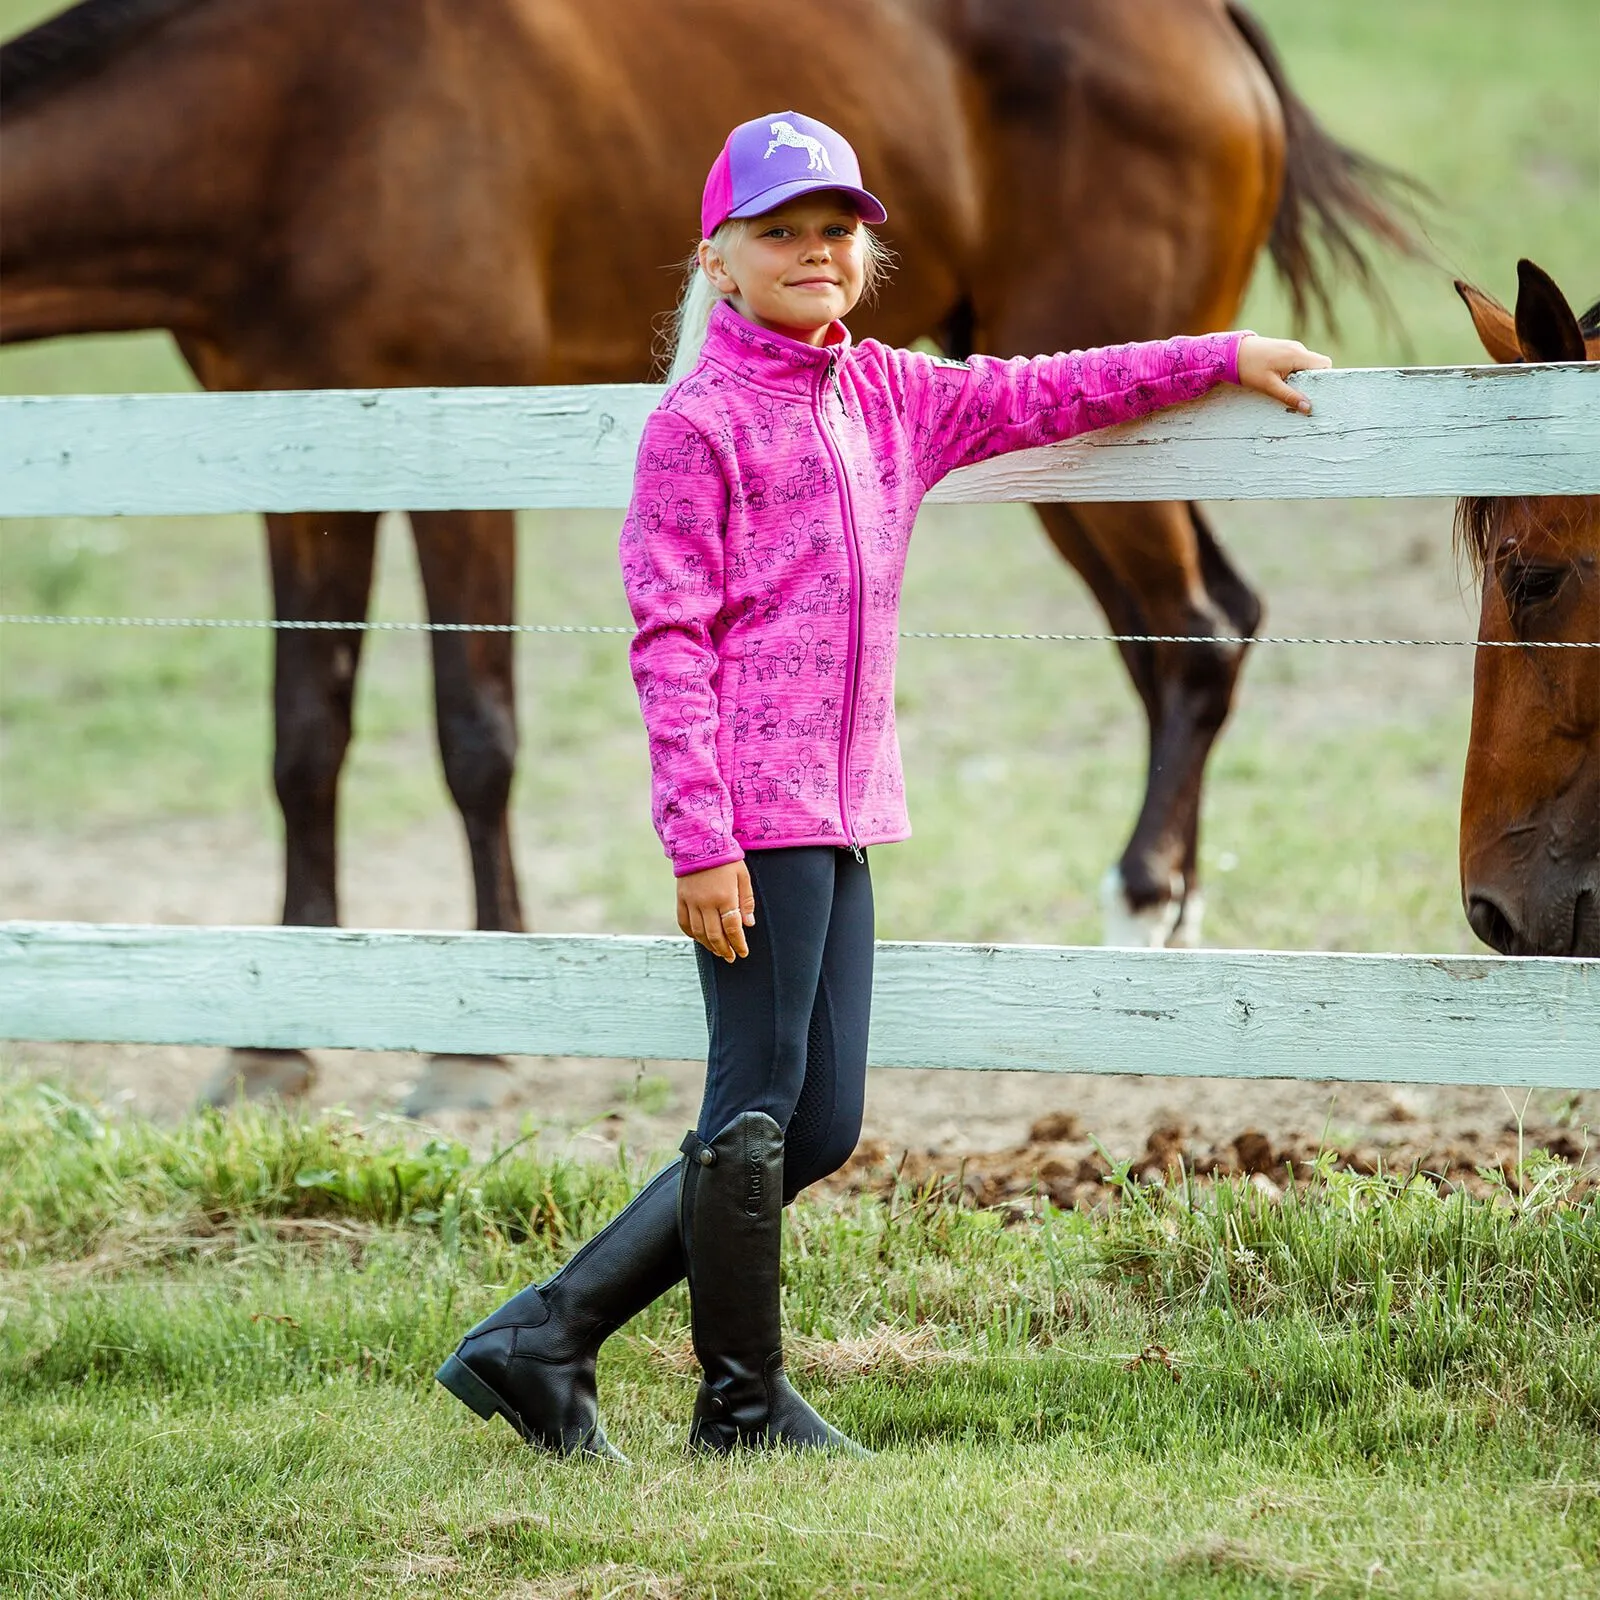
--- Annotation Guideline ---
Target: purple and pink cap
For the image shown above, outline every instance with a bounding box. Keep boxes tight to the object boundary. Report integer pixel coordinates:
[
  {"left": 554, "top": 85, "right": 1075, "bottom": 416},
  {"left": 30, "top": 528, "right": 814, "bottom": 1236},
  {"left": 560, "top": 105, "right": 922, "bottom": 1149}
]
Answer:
[{"left": 701, "top": 110, "right": 888, "bottom": 240}]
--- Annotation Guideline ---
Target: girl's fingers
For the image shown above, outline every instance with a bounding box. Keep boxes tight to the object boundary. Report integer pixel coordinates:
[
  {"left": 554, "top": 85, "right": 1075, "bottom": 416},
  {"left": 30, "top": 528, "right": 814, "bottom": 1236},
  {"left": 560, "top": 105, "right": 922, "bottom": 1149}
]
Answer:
[
  {"left": 725, "top": 908, "right": 749, "bottom": 961},
  {"left": 699, "top": 900, "right": 735, "bottom": 962},
  {"left": 1263, "top": 370, "right": 1311, "bottom": 413},
  {"left": 737, "top": 864, "right": 756, "bottom": 927}
]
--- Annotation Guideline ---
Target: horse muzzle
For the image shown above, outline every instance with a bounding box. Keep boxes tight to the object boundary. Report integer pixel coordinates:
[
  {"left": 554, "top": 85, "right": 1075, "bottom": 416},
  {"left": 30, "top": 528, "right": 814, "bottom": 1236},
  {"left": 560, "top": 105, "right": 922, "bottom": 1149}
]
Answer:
[{"left": 1466, "top": 883, "right": 1600, "bottom": 958}]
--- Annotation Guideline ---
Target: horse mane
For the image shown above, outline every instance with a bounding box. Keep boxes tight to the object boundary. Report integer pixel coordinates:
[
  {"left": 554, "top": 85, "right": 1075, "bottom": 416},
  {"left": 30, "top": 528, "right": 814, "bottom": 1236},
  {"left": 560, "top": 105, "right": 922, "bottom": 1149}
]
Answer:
[
  {"left": 1453, "top": 498, "right": 1503, "bottom": 578},
  {"left": 0, "top": 0, "right": 204, "bottom": 115},
  {"left": 1580, "top": 298, "right": 1600, "bottom": 340}
]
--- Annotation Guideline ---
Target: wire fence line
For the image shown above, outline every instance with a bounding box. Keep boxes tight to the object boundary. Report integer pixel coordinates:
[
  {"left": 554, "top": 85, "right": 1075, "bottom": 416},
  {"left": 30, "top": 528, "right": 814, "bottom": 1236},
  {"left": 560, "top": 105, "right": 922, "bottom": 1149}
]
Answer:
[{"left": 1, "top": 612, "right": 1596, "bottom": 648}]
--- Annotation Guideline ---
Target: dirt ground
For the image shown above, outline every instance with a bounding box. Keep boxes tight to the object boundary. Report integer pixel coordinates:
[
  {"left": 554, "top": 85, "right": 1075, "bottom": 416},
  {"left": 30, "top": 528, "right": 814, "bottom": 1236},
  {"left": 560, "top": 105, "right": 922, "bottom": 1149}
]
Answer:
[{"left": 5, "top": 810, "right": 1592, "bottom": 1186}]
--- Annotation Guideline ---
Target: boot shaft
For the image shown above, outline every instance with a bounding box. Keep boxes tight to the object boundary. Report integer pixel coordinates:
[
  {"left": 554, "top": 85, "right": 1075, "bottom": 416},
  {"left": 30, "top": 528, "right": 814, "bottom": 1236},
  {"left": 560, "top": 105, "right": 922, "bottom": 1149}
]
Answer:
[{"left": 677, "top": 1112, "right": 787, "bottom": 1365}]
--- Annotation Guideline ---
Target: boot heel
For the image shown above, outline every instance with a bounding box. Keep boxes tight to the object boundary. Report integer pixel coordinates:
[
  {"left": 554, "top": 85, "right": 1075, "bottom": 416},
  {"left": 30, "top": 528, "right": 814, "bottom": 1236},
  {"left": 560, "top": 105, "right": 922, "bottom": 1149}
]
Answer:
[{"left": 435, "top": 1352, "right": 505, "bottom": 1422}]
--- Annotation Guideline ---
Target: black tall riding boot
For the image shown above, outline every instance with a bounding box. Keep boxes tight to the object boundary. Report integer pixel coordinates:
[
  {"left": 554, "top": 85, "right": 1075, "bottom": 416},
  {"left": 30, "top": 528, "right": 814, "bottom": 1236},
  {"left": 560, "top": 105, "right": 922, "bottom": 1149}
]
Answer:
[
  {"left": 435, "top": 1164, "right": 682, "bottom": 1463},
  {"left": 678, "top": 1112, "right": 869, "bottom": 1455}
]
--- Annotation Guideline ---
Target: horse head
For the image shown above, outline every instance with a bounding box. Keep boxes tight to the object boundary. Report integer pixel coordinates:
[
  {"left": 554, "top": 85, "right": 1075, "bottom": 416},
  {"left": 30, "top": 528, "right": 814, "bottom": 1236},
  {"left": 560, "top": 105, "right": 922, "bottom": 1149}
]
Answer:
[{"left": 1453, "top": 260, "right": 1599, "bottom": 955}]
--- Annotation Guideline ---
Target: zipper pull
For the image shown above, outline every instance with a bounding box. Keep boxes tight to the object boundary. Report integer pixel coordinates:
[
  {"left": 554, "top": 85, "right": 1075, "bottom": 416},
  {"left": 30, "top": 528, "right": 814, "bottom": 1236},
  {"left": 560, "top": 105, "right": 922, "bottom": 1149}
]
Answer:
[
  {"left": 826, "top": 352, "right": 846, "bottom": 414},
  {"left": 849, "top": 843, "right": 865, "bottom": 864}
]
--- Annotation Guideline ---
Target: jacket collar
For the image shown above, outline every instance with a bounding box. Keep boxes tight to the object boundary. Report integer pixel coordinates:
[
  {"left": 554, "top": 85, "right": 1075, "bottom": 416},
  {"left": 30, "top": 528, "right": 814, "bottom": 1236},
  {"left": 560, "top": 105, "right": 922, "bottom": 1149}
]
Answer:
[{"left": 701, "top": 300, "right": 852, "bottom": 397}]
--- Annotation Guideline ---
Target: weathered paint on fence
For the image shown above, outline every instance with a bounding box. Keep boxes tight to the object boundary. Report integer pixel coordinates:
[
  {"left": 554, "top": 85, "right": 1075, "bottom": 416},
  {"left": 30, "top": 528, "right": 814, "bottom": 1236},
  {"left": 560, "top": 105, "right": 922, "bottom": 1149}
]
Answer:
[
  {"left": 1, "top": 364, "right": 1596, "bottom": 518},
  {"left": 2, "top": 922, "right": 1594, "bottom": 1088}
]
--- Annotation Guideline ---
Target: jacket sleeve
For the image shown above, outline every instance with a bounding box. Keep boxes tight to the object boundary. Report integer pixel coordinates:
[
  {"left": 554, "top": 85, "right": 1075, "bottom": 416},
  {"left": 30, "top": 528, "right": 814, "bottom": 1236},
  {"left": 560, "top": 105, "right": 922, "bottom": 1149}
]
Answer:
[
  {"left": 619, "top": 408, "right": 745, "bottom": 877},
  {"left": 888, "top": 333, "right": 1248, "bottom": 489}
]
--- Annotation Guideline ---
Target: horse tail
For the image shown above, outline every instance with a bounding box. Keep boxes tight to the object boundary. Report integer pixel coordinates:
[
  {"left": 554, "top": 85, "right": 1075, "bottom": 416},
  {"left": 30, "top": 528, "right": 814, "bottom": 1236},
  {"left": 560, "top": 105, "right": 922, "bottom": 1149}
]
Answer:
[{"left": 1226, "top": 2, "right": 1431, "bottom": 332}]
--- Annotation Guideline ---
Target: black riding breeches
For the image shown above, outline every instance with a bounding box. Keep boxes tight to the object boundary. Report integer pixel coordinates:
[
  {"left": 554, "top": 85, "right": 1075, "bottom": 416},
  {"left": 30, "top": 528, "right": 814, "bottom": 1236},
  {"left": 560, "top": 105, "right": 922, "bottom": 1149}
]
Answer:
[{"left": 694, "top": 846, "right": 874, "bottom": 1203}]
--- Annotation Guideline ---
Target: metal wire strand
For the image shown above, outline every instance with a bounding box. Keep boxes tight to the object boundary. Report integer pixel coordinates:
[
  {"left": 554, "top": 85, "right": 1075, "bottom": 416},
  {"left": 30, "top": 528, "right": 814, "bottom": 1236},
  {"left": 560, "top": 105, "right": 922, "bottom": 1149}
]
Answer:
[{"left": 1, "top": 613, "right": 1596, "bottom": 647}]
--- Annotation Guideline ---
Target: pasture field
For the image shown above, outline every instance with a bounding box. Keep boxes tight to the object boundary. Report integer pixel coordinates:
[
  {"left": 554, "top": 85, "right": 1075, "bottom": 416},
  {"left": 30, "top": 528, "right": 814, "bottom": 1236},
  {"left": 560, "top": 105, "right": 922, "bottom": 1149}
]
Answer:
[{"left": 2, "top": 1078, "right": 1598, "bottom": 1599}]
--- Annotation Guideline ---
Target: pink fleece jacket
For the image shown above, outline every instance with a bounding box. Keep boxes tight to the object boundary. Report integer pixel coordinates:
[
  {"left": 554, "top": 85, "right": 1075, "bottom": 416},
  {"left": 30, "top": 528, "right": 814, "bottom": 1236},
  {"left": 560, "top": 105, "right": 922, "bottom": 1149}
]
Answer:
[{"left": 621, "top": 301, "right": 1245, "bottom": 876}]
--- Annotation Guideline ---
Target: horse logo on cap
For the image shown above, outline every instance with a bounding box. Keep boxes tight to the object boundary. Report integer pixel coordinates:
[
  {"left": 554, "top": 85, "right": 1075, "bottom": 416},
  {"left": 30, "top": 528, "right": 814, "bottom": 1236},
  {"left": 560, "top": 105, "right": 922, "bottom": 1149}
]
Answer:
[{"left": 764, "top": 120, "right": 834, "bottom": 173}]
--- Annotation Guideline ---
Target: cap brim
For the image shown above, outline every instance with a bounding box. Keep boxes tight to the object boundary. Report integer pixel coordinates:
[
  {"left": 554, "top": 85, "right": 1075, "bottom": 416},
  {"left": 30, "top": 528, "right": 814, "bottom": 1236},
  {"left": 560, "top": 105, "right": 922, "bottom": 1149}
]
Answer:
[{"left": 728, "top": 179, "right": 888, "bottom": 227}]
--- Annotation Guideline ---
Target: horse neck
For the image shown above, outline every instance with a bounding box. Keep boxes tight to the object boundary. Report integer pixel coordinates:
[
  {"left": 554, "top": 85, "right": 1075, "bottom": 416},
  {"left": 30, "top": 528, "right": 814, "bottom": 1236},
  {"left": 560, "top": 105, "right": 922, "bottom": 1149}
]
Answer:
[{"left": 0, "top": 0, "right": 295, "bottom": 345}]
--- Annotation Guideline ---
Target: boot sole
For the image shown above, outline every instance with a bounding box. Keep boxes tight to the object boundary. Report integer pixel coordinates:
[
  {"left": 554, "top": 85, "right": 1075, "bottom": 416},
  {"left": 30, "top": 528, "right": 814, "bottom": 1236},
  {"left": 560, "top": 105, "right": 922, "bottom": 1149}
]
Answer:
[{"left": 434, "top": 1353, "right": 630, "bottom": 1464}]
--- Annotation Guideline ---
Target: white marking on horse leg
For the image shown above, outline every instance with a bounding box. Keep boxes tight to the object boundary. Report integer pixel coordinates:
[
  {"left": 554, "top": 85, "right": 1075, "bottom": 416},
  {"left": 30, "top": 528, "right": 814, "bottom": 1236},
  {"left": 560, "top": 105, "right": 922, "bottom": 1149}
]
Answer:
[{"left": 1100, "top": 865, "right": 1182, "bottom": 948}]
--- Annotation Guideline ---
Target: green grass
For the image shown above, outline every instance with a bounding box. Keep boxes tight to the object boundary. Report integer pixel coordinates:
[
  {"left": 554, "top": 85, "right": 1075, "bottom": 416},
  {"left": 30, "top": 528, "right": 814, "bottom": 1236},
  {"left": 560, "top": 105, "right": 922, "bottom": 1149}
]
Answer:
[{"left": 3, "top": 1077, "right": 1598, "bottom": 1597}]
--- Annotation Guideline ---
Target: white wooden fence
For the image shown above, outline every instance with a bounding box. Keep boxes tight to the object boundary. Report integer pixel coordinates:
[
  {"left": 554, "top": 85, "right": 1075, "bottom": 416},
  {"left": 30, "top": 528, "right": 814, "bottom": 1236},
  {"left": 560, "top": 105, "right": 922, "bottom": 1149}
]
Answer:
[{"left": 3, "top": 363, "right": 1597, "bottom": 1087}]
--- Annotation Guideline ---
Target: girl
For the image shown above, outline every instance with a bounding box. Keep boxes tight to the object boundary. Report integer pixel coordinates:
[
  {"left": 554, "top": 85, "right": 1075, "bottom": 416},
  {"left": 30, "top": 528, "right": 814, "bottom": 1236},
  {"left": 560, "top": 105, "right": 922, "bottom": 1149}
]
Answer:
[{"left": 437, "top": 110, "right": 1330, "bottom": 1460}]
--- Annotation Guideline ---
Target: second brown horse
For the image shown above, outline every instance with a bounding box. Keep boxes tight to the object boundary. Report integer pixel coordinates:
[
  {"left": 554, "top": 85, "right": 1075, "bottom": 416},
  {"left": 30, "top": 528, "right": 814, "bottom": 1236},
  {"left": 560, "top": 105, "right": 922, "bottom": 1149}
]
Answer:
[
  {"left": 1453, "top": 262, "right": 1599, "bottom": 958},
  {"left": 0, "top": 0, "right": 1415, "bottom": 1105}
]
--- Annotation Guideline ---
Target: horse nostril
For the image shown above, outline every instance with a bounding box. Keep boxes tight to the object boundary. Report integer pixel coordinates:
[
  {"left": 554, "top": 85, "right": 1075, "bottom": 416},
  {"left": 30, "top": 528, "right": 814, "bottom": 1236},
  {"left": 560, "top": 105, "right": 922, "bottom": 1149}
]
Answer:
[{"left": 1467, "top": 894, "right": 1519, "bottom": 954}]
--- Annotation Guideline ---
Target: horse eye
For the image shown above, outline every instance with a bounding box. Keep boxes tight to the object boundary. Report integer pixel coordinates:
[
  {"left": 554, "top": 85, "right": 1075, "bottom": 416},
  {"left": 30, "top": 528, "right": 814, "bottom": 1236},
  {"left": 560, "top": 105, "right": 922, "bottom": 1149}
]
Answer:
[{"left": 1503, "top": 560, "right": 1567, "bottom": 611}]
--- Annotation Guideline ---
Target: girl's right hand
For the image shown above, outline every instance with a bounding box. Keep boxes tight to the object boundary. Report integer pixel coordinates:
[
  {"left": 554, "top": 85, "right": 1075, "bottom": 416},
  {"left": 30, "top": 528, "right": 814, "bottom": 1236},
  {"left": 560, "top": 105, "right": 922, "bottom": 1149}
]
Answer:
[
  {"left": 677, "top": 861, "right": 756, "bottom": 962},
  {"left": 1236, "top": 334, "right": 1332, "bottom": 413}
]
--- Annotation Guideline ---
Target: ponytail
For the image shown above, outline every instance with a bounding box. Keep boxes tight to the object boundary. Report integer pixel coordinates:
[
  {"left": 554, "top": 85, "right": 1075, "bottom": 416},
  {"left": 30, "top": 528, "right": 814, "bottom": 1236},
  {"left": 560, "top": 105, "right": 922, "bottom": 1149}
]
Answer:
[
  {"left": 659, "top": 221, "right": 896, "bottom": 384},
  {"left": 657, "top": 220, "right": 742, "bottom": 384}
]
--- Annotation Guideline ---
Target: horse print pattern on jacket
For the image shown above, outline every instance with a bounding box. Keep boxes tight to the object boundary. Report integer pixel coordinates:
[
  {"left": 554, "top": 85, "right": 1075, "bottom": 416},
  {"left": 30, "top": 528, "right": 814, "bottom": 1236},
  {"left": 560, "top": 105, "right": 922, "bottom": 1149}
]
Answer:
[{"left": 621, "top": 301, "right": 1244, "bottom": 876}]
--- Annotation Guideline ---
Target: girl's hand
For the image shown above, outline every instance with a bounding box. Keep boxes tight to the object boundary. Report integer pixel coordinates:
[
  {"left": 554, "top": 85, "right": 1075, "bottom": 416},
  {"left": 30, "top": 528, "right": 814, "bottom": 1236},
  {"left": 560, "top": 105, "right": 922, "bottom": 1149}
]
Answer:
[
  {"left": 1236, "top": 335, "right": 1332, "bottom": 414},
  {"left": 677, "top": 861, "right": 756, "bottom": 962}
]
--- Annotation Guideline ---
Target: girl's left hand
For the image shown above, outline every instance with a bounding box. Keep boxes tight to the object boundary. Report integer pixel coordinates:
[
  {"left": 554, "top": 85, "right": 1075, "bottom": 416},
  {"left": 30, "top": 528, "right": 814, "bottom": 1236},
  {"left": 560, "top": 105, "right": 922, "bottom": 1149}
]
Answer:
[{"left": 1236, "top": 335, "right": 1333, "bottom": 414}]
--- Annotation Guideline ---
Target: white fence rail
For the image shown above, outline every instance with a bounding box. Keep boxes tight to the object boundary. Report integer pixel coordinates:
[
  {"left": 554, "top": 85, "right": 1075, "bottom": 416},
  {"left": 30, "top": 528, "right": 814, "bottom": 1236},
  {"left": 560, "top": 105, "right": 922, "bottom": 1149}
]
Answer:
[
  {"left": 3, "top": 364, "right": 1597, "bottom": 1085},
  {"left": 1, "top": 364, "right": 1595, "bottom": 516},
  {"left": 2, "top": 924, "right": 1595, "bottom": 1088}
]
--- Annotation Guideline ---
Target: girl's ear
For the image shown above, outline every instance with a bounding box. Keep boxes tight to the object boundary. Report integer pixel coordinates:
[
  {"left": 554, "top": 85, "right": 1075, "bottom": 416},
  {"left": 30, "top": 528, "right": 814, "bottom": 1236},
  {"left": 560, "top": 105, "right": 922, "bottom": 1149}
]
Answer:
[{"left": 698, "top": 239, "right": 739, "bottom": 297}]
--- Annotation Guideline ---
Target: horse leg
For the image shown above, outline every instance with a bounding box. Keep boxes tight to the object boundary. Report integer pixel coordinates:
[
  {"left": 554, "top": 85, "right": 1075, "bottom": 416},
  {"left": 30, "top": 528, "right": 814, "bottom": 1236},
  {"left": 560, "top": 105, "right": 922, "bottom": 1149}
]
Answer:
[
  {"left": 1033, "top": 500, "right": 1260, "bottom": 947},
  {"left": 199, "top": 510, "right": 379, "bottom": 1105},
  {"left": 403, "top": 508, "right": 524, "bottom": 1115},
  {"left": 1171, "top": 501, "right": 1262, "bottom": 947}
]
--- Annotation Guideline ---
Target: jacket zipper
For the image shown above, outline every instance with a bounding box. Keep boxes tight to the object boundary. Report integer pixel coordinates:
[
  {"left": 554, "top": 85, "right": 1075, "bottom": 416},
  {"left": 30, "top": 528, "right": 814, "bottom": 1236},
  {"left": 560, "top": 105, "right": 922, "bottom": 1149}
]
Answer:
[{"left": 818, "top": 351, "right": 865, "bottom": 862}]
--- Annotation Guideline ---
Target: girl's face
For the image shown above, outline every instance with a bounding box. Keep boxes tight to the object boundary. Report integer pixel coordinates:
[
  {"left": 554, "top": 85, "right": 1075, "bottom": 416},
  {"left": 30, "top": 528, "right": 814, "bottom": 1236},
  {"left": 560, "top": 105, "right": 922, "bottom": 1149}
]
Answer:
[{"left": 699, "top": 194, "right": 866, "bottom": 345}]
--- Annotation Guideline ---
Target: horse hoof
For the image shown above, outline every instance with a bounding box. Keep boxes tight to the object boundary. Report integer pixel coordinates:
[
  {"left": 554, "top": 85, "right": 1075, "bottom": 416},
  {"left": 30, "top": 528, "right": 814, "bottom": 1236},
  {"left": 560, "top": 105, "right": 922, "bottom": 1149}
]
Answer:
[
  {"left": 198, "top": 1048, "right": 316, "bottom": 1107},
  {"left": 1100, "top": 866, "right": 1184, "bottom": 949},
  {"left": 401, "top": 1055, "right": 516, "bottom": 1117}
]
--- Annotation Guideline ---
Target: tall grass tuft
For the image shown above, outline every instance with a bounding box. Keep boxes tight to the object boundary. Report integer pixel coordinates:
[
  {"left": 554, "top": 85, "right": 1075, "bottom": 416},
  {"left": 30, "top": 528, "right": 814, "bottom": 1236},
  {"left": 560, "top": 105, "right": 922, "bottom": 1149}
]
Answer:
[{"left": 0, "top": 1080, "right": 639, "bottom": 1266}]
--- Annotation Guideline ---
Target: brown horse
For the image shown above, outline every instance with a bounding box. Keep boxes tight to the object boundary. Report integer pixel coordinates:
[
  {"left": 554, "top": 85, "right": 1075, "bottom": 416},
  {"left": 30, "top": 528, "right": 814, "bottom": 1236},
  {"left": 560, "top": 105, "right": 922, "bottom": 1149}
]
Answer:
[
  {"left": 1453, "top": 261, "right": 1599, "bottom": 958},
  {"left": 1, "top": 0, "right": 1416, "bottom": 1107}
]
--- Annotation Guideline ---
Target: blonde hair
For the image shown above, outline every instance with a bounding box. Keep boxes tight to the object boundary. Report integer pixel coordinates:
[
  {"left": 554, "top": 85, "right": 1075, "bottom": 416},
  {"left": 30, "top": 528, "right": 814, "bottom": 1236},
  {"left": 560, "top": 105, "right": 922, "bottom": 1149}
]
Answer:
[{"left": 660, "top": 220, "right": 895, "bottom": 384}]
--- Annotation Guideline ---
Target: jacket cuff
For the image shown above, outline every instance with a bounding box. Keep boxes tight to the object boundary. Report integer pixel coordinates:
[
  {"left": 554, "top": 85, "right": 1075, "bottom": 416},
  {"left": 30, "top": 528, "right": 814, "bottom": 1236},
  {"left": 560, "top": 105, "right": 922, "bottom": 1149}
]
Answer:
[
  {"left": 1223, "top": 331, "right": 1253, "bottom": 386},
  {"left": 671, "top": 845, "right": 747, "bottom": 879}
]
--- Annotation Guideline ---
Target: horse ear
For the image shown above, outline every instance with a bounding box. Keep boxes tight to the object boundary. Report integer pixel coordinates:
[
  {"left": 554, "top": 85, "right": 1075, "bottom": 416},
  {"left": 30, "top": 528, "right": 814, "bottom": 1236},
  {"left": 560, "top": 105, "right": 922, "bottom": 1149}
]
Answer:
[
  {"left": 1454, "top": 279, "right": 1521, "bottom": 364},
  {"left": 1514, "top": 258, "right": 1586, "bottom": 363}
]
